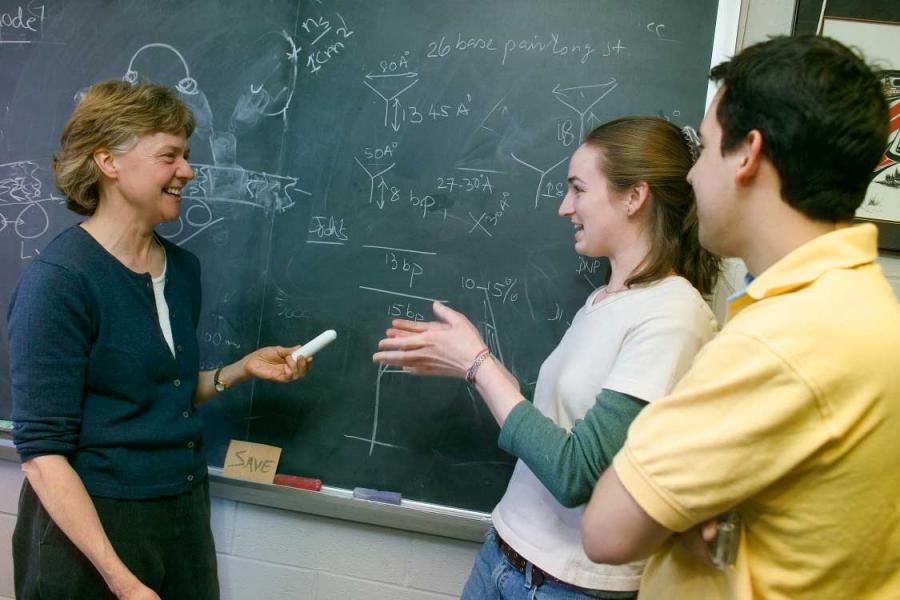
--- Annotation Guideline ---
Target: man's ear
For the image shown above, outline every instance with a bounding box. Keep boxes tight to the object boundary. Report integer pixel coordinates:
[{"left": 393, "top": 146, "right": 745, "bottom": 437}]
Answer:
[
  {"left": 626, "top": 181, "right": 650, "bottom": 216},
  {"left": 734, "top": 129, "right": 763, "bottom": 185},
  {"left": 92, "top": 149, "right": 119, "bottom": 180}
]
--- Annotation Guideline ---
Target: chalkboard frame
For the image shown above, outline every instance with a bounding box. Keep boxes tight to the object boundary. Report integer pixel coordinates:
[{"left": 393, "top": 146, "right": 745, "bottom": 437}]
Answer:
[{"left": 0, "top": 0, "right": 743, "bottom": 539}]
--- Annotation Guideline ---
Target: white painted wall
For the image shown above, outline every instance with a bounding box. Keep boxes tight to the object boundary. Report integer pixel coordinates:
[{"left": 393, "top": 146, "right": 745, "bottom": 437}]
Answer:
[
  {"left": 738, "top": 0, "right": 796, "bottom": 48},
  {"left": 877, "top": 254, "right": 900, "bottom": 297}
]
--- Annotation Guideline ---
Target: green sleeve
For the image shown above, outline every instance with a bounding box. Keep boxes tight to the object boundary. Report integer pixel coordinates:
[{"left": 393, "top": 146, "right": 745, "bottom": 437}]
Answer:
[{"left": 498, "top": 388, "right": 646, "bottom": 508}]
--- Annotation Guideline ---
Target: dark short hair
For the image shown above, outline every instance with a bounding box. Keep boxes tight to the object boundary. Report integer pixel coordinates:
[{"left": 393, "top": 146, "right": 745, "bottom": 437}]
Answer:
[
  {"left": 710, "top": 35, "right": 888, "bottom": 222},
  {"left": 53, "top": 80, "right": 196, "bottom": 215}
]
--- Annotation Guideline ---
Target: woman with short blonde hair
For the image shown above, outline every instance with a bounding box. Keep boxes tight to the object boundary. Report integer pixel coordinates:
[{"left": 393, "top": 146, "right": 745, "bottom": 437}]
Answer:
[{"left": 10, "top": 80, "right": 309, "bottom": 599}]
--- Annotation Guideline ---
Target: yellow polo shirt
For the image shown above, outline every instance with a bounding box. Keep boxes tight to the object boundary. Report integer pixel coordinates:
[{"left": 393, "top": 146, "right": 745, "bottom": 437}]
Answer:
[{"left": 613, "top": 224, "right": 900, "bottom": 599}]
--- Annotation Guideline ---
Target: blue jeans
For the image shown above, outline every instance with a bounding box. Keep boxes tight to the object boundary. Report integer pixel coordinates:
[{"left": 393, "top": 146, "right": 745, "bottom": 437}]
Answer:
[{"left": 461, "top": 529, "right": 638, "bottom": 600}]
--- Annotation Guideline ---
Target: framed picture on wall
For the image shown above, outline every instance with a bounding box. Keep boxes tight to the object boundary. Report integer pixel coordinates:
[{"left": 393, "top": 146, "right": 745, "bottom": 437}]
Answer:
[{"left": 793, "top": 1, "right": 900, "bottom": 251}]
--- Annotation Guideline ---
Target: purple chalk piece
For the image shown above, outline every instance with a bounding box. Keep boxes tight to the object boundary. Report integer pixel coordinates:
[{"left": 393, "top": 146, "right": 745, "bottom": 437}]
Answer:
[{"left": 353, "top": 487, "right": 402, "bottom": 505}]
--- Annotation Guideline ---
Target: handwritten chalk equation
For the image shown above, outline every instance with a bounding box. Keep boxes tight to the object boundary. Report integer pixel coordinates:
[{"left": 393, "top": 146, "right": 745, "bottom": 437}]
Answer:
[
  {"left": 386, "top": 302, "right": 425, "bottom": 322},
  {"left": 377, "top": 184, "right": 444, "bottom": 219},
  {"left": 467, "top": 191, "right": 512, "bottom": 238},
  {"left": 359, "top": 244, "right": 444, "bottom": 305},
  {"left": 460, "top": 274, "right": 520, "bottom": 305},
  {"left": 354, "top": 155, "right": 447, "bottom": 220},
  {"left": 384, "top": 251, "right": 425, "bottom": 288},
  {"left": 365, "top": 245, "right": 437, "bottom": 295},
  {"left": 436, "top": 173, "right": 493, "bottom": 194},
  {"left": 299, "top": 11, "right": 354, "bottom": 75},
  {"left": 364, "top": 51, "right": 472, "bottom": 131},
  {"left": 425, "top": 32, "right": 612, "bottom": 66}
]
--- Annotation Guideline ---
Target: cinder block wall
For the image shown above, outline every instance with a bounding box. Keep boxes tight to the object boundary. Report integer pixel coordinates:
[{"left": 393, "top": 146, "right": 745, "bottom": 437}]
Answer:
[
  {"left": 0, "top": 459, "right": 480, "bottom": 599},
  {"left": 212, "top": 497, "right": 480, "bottom": 599},
  {"left": 0, "top": 461, "right": 20, "bottom": 600}
]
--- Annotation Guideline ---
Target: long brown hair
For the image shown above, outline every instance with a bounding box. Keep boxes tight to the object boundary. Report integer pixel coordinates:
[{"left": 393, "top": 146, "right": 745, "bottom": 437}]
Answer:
[{"left": 584, "top": 116, "right": 721, "bottom": 296}]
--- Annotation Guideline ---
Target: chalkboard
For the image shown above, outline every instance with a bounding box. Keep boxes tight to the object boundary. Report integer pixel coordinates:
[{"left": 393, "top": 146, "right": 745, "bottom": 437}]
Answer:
[{"left": 0, "top": 0, "right": 727, "bottom": 513}]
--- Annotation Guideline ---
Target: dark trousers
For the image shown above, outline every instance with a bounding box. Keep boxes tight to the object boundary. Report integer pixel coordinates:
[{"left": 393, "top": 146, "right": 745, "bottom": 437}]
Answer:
[{"left": 13, "top": 478, "right": 219, "bottom": 600}]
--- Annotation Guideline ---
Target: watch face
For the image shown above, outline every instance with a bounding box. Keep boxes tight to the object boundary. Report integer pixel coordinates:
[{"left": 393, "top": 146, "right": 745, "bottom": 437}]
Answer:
[{"left": 214, "top": 368, "right": 225, "bottom": 392}]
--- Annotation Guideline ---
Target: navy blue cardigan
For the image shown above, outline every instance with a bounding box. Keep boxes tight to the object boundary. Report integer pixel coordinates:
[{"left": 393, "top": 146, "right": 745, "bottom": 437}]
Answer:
[{"left": 8, "top": 225, "right": 208, "bottom": 499}]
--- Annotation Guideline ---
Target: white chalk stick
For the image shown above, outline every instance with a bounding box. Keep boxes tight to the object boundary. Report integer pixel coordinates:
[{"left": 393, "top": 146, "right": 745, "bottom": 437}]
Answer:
[{"left": 290, "top": 329, "right": 337, "bottom": 360}]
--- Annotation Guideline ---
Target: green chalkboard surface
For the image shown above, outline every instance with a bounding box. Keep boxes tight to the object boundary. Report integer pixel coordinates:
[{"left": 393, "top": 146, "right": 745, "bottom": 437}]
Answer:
[{"left": 0, "top": 0, "right": 722, "bottom": 512}]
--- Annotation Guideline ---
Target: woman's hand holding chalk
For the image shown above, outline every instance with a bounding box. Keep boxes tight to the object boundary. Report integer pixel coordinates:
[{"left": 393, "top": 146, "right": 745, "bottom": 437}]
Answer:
[{"left": 291, "top": 330, "right": 337, "bottom": 361}]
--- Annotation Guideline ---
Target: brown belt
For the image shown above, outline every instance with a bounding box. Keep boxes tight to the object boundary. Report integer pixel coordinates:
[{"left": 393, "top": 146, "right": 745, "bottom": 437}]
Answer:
[{"left": 494, "top": 531, "right": 570, "bottom": 588}]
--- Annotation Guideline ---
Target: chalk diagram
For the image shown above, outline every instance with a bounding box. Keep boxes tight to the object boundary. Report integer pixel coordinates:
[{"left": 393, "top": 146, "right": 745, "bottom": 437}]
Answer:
[
  {"left": 511, "top": 80, "right": 618, "bottom": 209},
  {"left": 243, "top": 30, "right": 300, "bottom": 122},
  {"left": 343, "top": 362, "right": 409, "bottom": 456},
  {"left": 346, "top": 250, "right": 516, "bottom": 456},
  {"left": 121, "top": 42, "right": 310, "bottom": 245},
  {"left": 0, "top": 160, "right": 62, "bottom": 258},
  {"left": 363, "top": 62, "right": 419, "bottom": 132},
  {"left": 552, "top": 78, "right": 618, "bottom": 142},
  {"left": 354, "top": 153, "right": 396, "bottom": 210},
  {"left": 346, "top": 244, "right": 446, "bottom": 456},
  {"left": 342, "top": 70, "right": 614, "bottom": 458},
  {"left": 511, "top": 153, "right": 569, "bottom": 209},
  {"left": 344, "top": 283, "right": 508, "bottom": 457}
]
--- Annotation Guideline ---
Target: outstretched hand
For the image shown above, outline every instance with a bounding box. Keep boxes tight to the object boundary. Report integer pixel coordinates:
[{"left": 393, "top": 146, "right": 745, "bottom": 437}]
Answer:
[
  {"left": 242, "top": 346, "right": 310, "bottom": 383},
  {"left": 373, "top": 301, "right": 487, "bottom": 379}
]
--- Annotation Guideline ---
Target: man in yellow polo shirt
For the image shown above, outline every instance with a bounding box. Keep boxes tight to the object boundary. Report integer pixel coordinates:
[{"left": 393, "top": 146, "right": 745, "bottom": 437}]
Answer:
[{"left": 581, "top": 35, "right": 900, "bottom": 599}]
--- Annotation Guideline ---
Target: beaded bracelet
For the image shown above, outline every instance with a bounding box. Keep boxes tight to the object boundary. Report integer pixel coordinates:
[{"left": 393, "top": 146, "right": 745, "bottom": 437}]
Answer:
[{"left": 465, "top": 348, "right": 492, "bottom": 385}]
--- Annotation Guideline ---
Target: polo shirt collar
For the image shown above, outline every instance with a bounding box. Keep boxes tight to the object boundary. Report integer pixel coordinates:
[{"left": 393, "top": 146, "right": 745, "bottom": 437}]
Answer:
[{"left": 727, "top": 224, "right": 878, "bottom": 319}]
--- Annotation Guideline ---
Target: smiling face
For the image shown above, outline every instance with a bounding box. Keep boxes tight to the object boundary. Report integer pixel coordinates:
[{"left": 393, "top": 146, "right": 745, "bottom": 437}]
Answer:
[
  {"left": 111, "top": 132, "right": 194, "bottom": 224},
  {"left": 558, "top": 144, "right": 630, "bottom": 258},
  {"left": 687, "top": 92, "right": 741, "bottom": 256}
]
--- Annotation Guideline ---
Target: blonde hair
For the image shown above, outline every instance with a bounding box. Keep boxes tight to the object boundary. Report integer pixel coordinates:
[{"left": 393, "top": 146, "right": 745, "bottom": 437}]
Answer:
[
  {"left": 584, "top": 117, "right": 721, "bottom": 296},
  {"left": 53, "top": 80, "right": 196, "bottom": 215}
]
